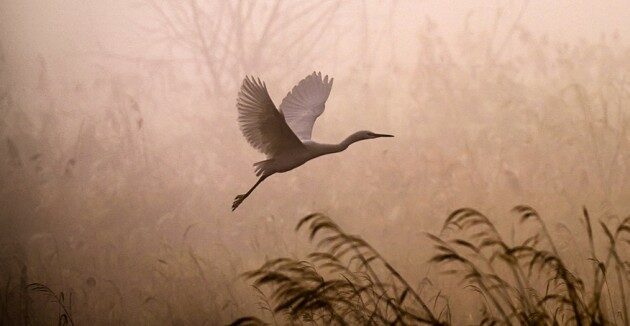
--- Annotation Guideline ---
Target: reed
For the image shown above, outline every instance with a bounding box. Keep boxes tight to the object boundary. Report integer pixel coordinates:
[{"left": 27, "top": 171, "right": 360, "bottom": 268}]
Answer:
[{"left": 232, "top": 206, "right": 630, "bottom": 325}]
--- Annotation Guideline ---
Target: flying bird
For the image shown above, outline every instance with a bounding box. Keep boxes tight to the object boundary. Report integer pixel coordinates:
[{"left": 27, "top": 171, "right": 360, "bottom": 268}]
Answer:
[{"left": 233, "top": 72, "right": 393, "bottom": 210}]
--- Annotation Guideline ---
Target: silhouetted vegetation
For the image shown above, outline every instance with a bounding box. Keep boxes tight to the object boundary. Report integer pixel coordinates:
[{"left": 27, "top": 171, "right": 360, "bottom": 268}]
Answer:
[{"left": 232, "top": 207, "right": 630, "bottom": 325}]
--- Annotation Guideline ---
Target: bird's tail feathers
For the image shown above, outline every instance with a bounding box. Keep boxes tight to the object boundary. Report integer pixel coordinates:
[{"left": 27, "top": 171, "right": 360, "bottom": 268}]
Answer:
[{"left": 253, "top": 159, "right": 274, "bottom": 177}]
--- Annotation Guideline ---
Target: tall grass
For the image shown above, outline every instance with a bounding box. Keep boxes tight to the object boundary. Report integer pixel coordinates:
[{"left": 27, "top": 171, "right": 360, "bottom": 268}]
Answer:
[
  {"left": 2, "top": 2, "right": 630, "bottom": 324},
  {"left": 233, "top": 206, "right": 630, "bottom": 325}
]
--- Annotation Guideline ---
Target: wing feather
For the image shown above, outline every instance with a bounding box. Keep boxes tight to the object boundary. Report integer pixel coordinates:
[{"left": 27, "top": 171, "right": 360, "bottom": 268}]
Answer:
[
  {"left": 279, "top": 72, "right": 333, "bottom": 140},
  {"left": 237, "top": 76, "right": 304, "bottom": 157}
]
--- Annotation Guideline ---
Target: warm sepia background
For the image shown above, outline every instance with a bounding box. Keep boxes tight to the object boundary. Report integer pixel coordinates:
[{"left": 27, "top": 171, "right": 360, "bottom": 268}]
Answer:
[{"left": 1, "top": 0, "right": 629, "bottom": 324}]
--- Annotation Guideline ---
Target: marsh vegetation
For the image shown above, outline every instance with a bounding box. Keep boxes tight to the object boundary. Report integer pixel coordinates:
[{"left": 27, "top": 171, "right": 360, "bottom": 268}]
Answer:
[
  {"left": 1, "top": 1, "right": 629, "bottom": 324},
  {"left": 233, "top": 207, "right": 630, "bottom": 325}
]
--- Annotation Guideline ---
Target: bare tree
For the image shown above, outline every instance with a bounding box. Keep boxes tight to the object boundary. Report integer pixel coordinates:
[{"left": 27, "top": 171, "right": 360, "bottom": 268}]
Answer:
[{"left": 141, "top": 0, "right": 343, "bottom": 97}]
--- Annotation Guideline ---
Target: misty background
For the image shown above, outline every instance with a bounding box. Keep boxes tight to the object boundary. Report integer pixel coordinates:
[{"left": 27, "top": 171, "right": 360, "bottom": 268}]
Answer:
[{"left": 1, "top": 0, "right": 629, "bottom": 324}]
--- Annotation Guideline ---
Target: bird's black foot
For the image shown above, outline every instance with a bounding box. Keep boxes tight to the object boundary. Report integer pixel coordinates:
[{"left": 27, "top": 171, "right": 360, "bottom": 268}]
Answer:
[{"left": 232, "top": 194, "right": 246, "bottom": 211}]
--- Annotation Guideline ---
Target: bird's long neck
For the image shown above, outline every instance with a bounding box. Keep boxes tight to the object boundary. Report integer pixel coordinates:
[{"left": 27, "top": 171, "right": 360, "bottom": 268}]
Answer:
[
  {"left": 336, "top": 132, "right": 367, "bottom": 151},
  {"left": 339, "top": 133, "right": 361, "bottom": 149},
  {"left": 309, "top": 134, "right": 354, "bottom": 156},
  {"left": 310, "top": 133, "right": 363, "bottom": 157}
]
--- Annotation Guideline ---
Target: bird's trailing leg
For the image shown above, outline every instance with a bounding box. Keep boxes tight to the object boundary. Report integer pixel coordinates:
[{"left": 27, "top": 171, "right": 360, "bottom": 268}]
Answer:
[{"left": 232, "top": 175, "right": 270, "bottom": 211}]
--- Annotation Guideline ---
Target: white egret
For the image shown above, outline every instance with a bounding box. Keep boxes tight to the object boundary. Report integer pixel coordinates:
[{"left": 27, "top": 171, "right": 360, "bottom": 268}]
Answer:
[{"left": 233, "top": 72, "right": 393, "bottom": 210}]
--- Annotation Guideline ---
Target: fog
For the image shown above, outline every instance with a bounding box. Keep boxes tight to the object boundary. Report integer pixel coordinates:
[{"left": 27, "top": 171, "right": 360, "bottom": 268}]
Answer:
[{"left": 1, "top": 1, "right": 630, "bottom": 324}]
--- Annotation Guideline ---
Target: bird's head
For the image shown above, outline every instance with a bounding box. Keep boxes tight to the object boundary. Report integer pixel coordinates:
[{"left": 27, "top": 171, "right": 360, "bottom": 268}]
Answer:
[{"left": 352, "top": 130, "right": 395, "bottom": 141}]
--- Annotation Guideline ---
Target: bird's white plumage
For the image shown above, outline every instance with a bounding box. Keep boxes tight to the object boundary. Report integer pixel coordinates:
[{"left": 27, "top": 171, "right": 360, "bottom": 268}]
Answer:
[
  {"left": 279, "top": 72, "right": 333, "bottom": 141},
  {"left": 232, "top": 72, "right": 392, "bottom": 211},
  {"left": 237, "top": 76, "right": 304, "bottom": 157}
]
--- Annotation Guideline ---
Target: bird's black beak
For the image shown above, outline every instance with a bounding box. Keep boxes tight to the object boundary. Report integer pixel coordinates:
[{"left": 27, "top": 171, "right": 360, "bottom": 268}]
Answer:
[{"left": 373, "top": 133, "right": 394, "bottom": 138}]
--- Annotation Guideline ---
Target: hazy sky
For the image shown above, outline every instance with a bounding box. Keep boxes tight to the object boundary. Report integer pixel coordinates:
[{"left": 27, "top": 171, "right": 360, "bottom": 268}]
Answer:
[
  {"left": 2, "top": 1, "right": 630, "bottom": 324},
  {"left": 2, "top": 0, "right": 629, "bottom": 83}
]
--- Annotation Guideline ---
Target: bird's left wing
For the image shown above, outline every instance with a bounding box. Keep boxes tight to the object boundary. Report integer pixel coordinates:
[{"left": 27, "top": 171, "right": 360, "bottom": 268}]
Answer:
[
  {"left": 237, "top": 76, "right": 305, "bottom": 157},
  {"left": 279, "top": 72, "right": 333, "bottom": 141}
]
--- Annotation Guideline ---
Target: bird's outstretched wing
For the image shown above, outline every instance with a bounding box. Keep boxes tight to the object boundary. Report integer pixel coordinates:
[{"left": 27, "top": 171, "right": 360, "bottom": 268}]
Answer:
[
  {"left": 279, "top": 72, "right": 333, "bottom": 141},
  {"left": 237, "top": 76, "right": 305, "bottom": 157}
]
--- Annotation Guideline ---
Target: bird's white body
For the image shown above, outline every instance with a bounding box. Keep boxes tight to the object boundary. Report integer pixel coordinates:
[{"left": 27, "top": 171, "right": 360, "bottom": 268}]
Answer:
[
  {"left": 255, "top": 141, "right": 346, "bottom": 175},
  {"left": 232, "top": 72, "right": 392, "bottom": 210}
]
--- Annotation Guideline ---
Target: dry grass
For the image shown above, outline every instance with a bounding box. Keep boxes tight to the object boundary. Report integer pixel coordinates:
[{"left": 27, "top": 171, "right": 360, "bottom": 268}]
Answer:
[{"left": 232, "top": 207, "right": 630, "bottom": 325}]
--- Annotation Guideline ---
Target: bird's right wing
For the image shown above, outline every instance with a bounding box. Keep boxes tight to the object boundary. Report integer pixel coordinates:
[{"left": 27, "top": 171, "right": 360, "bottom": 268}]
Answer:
[
  {"left": 237, "top": 76, "right": 305, "bottom": 157},
  {"left": 279, "top": 72, "right": 333, "bottom": 141}
]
